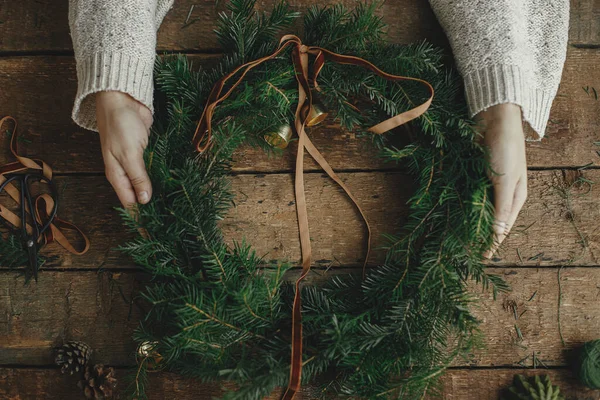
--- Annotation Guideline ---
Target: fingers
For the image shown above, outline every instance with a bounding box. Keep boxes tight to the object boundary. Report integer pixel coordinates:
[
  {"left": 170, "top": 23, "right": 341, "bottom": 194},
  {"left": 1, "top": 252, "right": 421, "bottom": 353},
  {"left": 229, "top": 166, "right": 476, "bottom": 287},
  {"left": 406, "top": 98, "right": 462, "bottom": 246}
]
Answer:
[
  {"left": 104, "top": 150, "right": 152, "bottom": 208},
  {"left": 505, "top": 177, "right": 528, "bottom": 235},
  {"left": 96, "top": 92, "right": 153, "bottom": 208},
  {"left": 120, "top": 150, "right": 152, "bottom": 205},
  {"left": 484, "top": 175, "right": 528, "bottom": 259},
  {"left": 104, "top": 153, "right": 138, "bottom": 207}
]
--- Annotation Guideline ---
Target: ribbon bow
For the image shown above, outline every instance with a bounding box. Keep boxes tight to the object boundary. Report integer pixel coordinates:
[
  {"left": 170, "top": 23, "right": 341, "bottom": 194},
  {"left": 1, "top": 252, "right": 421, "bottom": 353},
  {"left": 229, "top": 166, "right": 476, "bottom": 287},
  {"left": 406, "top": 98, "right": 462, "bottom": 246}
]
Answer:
[
  {"left": 192, "top": 35, "right": 434, "bottom": 399},
  {"left": 0, "top": 116, "right": 90, "bottom": 278}
]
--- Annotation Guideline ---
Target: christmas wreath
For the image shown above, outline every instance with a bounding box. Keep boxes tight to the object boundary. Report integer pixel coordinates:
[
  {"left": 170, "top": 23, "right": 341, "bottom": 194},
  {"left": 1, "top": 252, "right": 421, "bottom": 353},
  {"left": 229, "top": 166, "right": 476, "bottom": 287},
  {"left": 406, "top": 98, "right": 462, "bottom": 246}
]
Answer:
[{"left": 124, "top": 1, "right": 508, "bottom": 399}]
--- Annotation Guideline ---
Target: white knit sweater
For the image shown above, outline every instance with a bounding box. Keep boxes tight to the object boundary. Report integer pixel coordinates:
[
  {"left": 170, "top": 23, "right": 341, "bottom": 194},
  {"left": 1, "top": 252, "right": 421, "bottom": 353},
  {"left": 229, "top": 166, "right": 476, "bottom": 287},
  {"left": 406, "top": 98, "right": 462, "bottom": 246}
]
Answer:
[
  {"left": 68, "top": 0, "right": 174, "bottom": 130},
  {"left": 69, "top": 0, "right": 569, "bottom": 139},
  {"left": 429, "top": 0, "right": 569, "bottom": 139}
]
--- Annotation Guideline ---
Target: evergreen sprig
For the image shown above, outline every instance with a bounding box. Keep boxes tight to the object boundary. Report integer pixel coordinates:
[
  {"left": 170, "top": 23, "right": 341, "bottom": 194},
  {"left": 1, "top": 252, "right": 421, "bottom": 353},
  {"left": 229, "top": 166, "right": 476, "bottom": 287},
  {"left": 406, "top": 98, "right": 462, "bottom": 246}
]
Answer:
[
  {"left": 0, "top": 233, "right": 29, "bottom": 269},
  {"left": 0, "top": 231, "right": 47, "bottom": 282},
  {"left": 123, "top": 1, "right": 507, "bottom": 398}
]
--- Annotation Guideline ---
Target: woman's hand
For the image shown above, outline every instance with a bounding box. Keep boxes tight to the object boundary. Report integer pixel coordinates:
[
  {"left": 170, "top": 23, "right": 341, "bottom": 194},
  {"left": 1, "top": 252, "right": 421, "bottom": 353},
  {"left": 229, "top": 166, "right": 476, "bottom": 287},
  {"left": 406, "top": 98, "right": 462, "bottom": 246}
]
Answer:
[
  {"left": 96, "top": 91, "right": 153, "bottom": 208},
  {"left": 477, "top": 104, "right": 528, "bottom": 259}
]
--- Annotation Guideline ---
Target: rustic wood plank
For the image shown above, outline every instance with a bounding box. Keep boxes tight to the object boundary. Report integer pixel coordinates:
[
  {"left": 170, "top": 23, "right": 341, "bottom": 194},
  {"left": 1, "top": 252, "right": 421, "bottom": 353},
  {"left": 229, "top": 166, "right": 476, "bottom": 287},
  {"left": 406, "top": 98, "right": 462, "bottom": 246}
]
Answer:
[
  {"left": 0, "top": 271, "right": 143, "bottom": 366},
  {"left": 438, "top": 369, "right": 600, "bottom": 400},
  {"left": 0, "top": 368, "right": 600, "bottom": 400},
  {"left": 569, "top": 0, "right": 600, "bottom": 47},
  {"left": 0, "top": 0, "right": 446, "bottom": 53},
  {"left": 469, "top": 266, "right": 600, "bottom": 368},
  {"left": 0, "top": 367, "right": 599, "bottom": 399},
  {"left": 525, "top": 46, "right": 600, "bottom": 168},
  {"left": 0, "top": 0, "right": 71, "bottom": 53},
  {"left": 491, "top": 169, "right": 600, "bottom": 266},
  {"left": 0, "top": 0, "right": 597, "bottom": 53},
  {"left": 0, "top": 176, "right": 132, "bottom": 270},
  {"left": 160, "top": 0, "right": 450, "bottom": 52},
  {"left": 224, "top": 169, "right": 600, "bottom": 268},
  {"left": 2, "top": 169, "right": 599, "bottom": 270},
  {"left": 1, "top": 267, "right": 600, "bottom": 367},
  {"left": 1, "top": 48, "right": 598, "bottom": 173}
]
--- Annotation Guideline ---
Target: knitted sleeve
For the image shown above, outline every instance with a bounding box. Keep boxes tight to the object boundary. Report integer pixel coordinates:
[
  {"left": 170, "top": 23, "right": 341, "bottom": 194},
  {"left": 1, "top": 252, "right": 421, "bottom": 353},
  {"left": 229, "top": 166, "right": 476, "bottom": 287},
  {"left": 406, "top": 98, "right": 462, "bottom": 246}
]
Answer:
[
  {"left": 68, "top": 0, "right": 174, "bottom": 132},
  {"left": 428, "top": 0, "right": 569, "bottom": 139}
]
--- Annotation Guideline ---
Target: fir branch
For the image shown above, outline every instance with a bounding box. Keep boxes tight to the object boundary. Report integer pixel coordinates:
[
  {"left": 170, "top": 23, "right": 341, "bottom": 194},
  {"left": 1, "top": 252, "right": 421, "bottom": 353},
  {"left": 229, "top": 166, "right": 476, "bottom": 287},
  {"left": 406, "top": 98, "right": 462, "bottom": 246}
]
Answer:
[{"left": 124, "top": 1, "right": 503, "bottom": 399}]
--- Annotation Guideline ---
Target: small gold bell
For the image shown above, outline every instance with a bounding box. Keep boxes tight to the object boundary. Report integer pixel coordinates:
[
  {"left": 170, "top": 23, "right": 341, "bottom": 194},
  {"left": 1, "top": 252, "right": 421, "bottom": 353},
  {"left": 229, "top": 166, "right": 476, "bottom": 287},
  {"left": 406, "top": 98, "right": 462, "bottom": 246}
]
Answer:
[
  {"left": 306, "top": 101, "right": 328, "bottom": 127},
  {"left": 264, "top": 124, "right": 293, "bottom": 149},
  {"left": 136, "top": 341, "right": 163, "bottom": 371}
]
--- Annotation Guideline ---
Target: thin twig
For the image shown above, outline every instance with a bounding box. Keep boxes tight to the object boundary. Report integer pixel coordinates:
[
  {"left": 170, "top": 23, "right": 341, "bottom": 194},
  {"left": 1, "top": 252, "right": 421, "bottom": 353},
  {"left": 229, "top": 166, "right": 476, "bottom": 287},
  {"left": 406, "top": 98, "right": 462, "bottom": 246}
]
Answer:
[
  {"left": 515, "top": 324, "right": 523, "bottom": 341},
  {"left": 243, "top": 293, "right": 270, "bottom": 323},
  {"left": 185, "top": 303, "right": 266, "bottom": 340},
  {"left": 265, "top": 81, "right": 290, "bottom": 103},
  {"left": 302, "top": 355, "right": 316, "bottom": 366},
  {"left": 188, "top": 338, "right": 223, "bottom": 349},
  {"left": 185, "top": 4, "right": 195, "bottom": 24},
  {"left": 134, "top": 357, "right": 147, "bottom": 397},
  {"left": 182, "top": 319, "right": 210, "bottom": 331},
  {"left": 528, "top": 290, "right": 537, "bottom": 302},
  {"left": 415, "top": 156, "right": 435, "bottom": 205}
]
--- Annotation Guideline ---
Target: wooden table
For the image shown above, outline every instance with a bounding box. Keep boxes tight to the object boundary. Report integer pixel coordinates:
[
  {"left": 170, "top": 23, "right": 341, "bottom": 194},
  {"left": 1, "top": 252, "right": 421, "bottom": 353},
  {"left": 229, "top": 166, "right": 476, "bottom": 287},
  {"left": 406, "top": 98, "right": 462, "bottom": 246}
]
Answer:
[{"left": 0, "top": 1, "right": 599, "bottom": 398}]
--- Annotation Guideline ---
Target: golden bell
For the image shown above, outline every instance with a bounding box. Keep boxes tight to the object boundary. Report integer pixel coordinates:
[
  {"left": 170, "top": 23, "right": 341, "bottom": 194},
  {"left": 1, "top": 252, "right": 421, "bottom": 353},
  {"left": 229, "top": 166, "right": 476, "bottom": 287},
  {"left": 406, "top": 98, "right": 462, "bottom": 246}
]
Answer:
[
  {"left": 306, "top": 102, "right": 328, "bottom": 127},
  {"left": 264, "top": 124, "right": 293, "bottom": 149},
  {"left": 136, "top": 341, "right": 163, "bottom": 371}
]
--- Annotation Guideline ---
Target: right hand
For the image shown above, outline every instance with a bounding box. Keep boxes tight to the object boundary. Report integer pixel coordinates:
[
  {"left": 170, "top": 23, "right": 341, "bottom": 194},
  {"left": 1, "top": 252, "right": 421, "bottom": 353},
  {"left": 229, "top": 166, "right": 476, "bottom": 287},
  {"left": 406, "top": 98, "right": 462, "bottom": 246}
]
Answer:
[
  {"left": 477, "top": 103, "right": 528, "bottom": 259},
  {"left": 96, "top": 91, "right": 153, "bottom": 208}
]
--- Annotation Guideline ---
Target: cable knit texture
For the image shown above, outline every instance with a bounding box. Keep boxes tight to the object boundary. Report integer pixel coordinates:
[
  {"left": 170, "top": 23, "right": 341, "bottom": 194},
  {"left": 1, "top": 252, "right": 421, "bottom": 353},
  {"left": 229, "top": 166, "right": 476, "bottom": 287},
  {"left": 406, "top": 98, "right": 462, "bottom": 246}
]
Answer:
[
  {"left": 69, "top": 1, "right": 569, "bottom": 139},
  {"left": 68, "top": 0, "right": 174, "bottom": 131},
  {"left": 429, "top": 0, "right": 569, "bottom": 139}
]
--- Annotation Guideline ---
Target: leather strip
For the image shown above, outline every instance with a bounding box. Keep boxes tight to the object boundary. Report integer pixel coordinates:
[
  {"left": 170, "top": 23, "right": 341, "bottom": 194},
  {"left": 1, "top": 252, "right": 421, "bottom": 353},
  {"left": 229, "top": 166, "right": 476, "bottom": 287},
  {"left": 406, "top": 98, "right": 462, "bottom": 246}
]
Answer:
[
  {"left": 0, "top": 116, "right": 90, "bottom": 256},
  {"left": 192, "top": 35, "right": 434, "bottom": 399}
]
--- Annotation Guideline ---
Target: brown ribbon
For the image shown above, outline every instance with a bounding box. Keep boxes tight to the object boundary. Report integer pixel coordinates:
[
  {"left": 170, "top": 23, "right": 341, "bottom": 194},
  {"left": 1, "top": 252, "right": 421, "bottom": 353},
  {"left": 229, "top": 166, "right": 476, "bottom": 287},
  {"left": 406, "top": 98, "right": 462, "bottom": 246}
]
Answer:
[
  {"left": 0, "top": 116, "right": 90, "bottom": 256},
  {"left": 192, "top": 35, "right": 434, "bottom": 399}
]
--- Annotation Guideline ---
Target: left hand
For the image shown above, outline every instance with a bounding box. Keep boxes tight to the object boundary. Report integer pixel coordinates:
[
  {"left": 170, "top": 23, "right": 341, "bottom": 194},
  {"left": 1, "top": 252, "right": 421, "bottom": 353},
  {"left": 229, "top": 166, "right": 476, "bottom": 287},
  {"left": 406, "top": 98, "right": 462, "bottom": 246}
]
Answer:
[{"left": 477, "top": 104, "right": 528, "bottom": 259}]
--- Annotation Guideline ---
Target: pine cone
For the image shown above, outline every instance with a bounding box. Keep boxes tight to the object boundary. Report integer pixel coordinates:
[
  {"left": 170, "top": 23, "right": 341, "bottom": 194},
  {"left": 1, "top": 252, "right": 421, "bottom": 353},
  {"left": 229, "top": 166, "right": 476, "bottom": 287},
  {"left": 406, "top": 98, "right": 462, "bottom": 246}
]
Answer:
[
  {"left": 77, "top": 364, "right": 117, "bottom": 399},
  {"left": 55, "top": 341, "right": 93, "bottom": 375},
  {"left": 502, "top": 374, "right": 565, "bottom": 400}
]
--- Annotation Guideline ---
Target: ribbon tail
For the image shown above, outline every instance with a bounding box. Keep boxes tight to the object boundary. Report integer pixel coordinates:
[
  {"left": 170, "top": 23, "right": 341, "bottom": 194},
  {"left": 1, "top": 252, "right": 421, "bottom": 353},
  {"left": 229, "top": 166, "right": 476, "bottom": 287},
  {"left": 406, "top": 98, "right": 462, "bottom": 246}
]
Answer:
[
  {"left": 188, "top": 36, "right": 436, "bottom": 399},
  {"left": 302, "top": 137, "right": 372, "bottom": 278},
  {"left": 283, "top": 46, "right": 310, "bottom": 400}
]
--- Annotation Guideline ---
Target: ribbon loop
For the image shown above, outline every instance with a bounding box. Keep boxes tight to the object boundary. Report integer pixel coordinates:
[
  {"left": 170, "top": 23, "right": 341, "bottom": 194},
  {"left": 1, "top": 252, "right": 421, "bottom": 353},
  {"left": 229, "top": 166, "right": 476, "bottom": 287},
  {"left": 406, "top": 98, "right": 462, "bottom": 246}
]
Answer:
[
  {"left": 192, "top": 35, "right": 434, "bottom": 400},
  {"left": 0, "top": 117, "right": 90, "bottom": 261}
]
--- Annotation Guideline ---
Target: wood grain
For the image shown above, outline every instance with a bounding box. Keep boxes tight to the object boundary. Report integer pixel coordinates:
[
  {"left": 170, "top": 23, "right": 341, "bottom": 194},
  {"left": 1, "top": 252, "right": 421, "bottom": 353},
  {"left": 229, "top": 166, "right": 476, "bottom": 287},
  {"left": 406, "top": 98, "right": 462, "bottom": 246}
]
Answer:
[
  {"left": 225, "top": 169, "right": 600, "bottom": 267},
  {"left": 469, "top": 266, "right": 600, "bottom": 368},
  {"left": 6, "top": 169, "right": 596, "bottom": 271},
  {"left": 0, "top": 0, "right": 71, "bottom": 53},
  {"left": 0, "top": 368, "right": 598, "bottom": 399},
  {"left": 0, "top": 0, "right": 446, "bottom": 54},
  {"left": 0, "top": 0, "right": 597, "bottom": 53},
  {"left": 1, "top": 0, "right": 598, "bottom": 396},
  {"left": 438, "top": 369, "right": 600, "bottom": 400},
  {"left": 0, "top": 267, "right": 599, "bottom": 369},
  {"left": 1, "top": 47, "right": 599, "bottom": 173},
  {"left": 570, "top": 0, "right": 600, "bottom": 47},
  {"left": 1, "top": 176, "right": 133, "bottom": 270},
  {"left": 0, "top": 271, "right": 143, "bottom": 366}
]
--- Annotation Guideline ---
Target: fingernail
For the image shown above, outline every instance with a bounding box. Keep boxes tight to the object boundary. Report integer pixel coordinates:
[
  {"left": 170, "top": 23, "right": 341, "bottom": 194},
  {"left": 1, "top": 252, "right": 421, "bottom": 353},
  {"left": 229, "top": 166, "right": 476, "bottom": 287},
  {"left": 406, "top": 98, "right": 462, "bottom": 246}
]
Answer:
[
  {"left": 138, "top": 191, "right": 149, "bottom": 204},
  {"left": 493, "top": 221, "right": 507, "bottom": 236}
]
